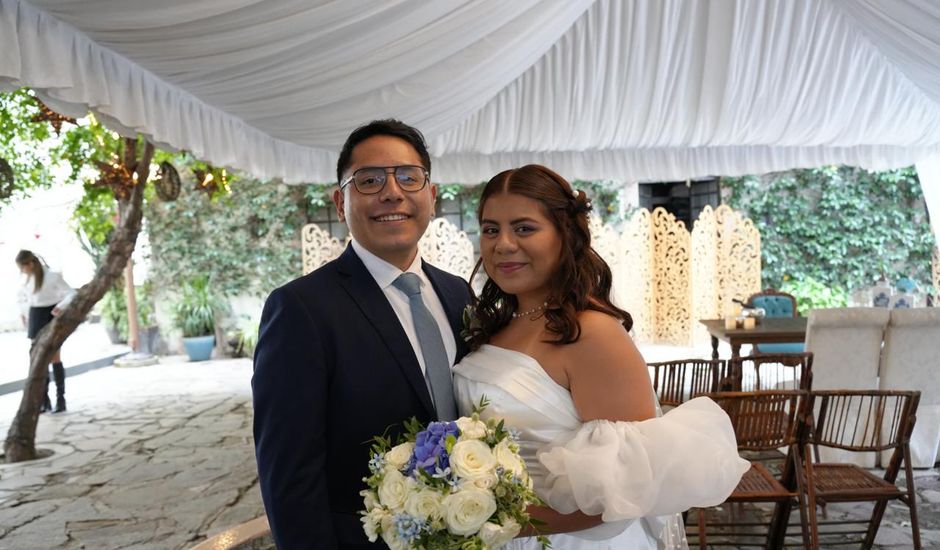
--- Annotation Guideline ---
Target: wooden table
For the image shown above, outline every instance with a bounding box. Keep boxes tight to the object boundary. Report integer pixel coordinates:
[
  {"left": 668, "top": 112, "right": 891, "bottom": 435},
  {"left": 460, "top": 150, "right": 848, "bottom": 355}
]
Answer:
[{"left": 700, "top": 317, "right": 807, "bottom": 360}]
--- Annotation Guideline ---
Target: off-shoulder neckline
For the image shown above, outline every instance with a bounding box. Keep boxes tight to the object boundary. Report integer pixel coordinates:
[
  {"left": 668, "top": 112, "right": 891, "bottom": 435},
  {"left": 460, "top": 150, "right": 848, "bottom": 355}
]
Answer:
[{"left": 479, "top": 344, "right": 570, "bottom": 393}]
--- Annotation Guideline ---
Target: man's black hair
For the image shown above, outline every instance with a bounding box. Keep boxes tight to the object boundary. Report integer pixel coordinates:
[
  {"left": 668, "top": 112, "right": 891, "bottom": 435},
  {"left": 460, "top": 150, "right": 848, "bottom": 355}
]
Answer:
[{"left": 336, "top": 119, "right": 432, "bottom": 185}]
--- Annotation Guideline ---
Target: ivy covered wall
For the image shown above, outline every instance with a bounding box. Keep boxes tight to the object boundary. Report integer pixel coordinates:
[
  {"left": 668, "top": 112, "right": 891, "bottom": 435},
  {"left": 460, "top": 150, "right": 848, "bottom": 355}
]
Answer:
[
  {"left": 145, "top": 175, "right": 309, "bottom": 298},
  {"left": 723, "top": 166, "right": 935, "bottom": 309}
]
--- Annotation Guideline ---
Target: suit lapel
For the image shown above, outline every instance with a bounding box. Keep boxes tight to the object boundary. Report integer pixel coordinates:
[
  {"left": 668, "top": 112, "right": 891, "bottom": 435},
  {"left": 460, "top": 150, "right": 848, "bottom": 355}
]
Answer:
[{"left": 336, "top": 247, "right": 435, "bottom": 417}]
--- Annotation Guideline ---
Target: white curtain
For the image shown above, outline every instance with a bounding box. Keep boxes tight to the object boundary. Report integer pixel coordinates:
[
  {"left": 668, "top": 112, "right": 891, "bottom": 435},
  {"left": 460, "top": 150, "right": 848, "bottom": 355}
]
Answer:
[
  {"left": 832, "top": 0, "right": 940, "bottom": 106},
  {"left": 430, "top": 0, "right": 940, "bottom": 182},
  {"left": 2, "top": 0, "right": 940, "bottom": 184},
  {"left": 916, "top": 155, "right": 940, "bottom": 245},
  {"left": 0, "top": 0, "right": 594, "bottom": 182}
]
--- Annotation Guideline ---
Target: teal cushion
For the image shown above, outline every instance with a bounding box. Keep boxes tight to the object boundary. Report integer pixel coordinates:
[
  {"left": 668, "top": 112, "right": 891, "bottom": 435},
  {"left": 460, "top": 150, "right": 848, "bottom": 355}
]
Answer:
[
  {"left": 896, "top": 278, "right": 917, "bottom": 293},
  {"left": 755, "top": 343, "right": 805, "bottom": 354},
  {"left": 751, "top": 295, "right": 794, "bottom": 318}
]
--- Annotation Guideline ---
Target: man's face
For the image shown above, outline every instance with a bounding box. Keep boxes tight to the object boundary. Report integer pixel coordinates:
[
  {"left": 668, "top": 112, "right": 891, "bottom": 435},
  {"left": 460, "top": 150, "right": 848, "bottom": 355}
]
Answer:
[{"left": 333, "top": 135, "right": 437, "bottom": 270}]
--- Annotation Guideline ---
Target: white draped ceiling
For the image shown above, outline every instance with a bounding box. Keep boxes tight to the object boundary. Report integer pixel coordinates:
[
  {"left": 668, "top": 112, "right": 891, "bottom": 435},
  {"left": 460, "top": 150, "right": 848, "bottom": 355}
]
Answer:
[{"left": 2, "top": 0, "right": 940, "bottom": 190}]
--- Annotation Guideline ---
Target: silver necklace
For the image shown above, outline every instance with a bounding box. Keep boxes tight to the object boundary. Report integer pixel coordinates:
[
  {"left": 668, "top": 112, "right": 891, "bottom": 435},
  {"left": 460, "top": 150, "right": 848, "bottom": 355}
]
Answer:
[{"left": 512, "top": 301, "right": 548, "bottom": 319}]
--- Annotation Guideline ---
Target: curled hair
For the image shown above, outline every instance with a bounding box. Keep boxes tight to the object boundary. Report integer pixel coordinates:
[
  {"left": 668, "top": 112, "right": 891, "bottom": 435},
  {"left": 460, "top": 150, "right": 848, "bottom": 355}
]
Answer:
[
  {"left": 15, "top": 249, "right": 45, "bottom": 292},
  {"left": 466, "top": 165, "right": 631, "bottom": 350}
]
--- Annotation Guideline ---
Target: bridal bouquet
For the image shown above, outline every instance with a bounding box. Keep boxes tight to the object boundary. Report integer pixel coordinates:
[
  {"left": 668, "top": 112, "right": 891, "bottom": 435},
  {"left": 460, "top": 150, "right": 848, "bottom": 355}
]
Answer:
[{"left": 360, "top": 399, "right": 548, "bottom": 549}]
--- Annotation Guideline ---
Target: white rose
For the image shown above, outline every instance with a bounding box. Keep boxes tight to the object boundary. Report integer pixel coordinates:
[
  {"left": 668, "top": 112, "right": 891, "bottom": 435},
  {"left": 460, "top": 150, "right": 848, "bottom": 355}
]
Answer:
[
  {"left": 377, "top": 469, "right": 412, "bottom": 510},
  {"left": 385, "top": 442, "right": 414, "bottom": 470},
  {"left": 361, "top": 513, "right": 378, "bottom": 542},
  {"left": 361, "top": 507, "right": 389, "bottom": 543},
  {"left": 456, "top": 417, "right": 488, "bottom": 440},
  {"left": 479, "top": 518, "right": 522, "bottom": 548},
  {"left": 405, "top": 488, "right": 445, "bottom": 521},
  {"left": 450, "top": 439, "right": 497, "bottom": 480},
  {"left": 442, "top": 488, "right": 497, "bottom": 536},
  {"left": 493, "top": 439, "right": 526, "bottom": 478},
  {"left": 381, "top": 528, "right": 409, "bottom": 550},
  {"left": 360, "top": 489, "right": 378, "bottom": 511},
  {"left": 459, "top": 471, "right": 498, "bottom": 490}
]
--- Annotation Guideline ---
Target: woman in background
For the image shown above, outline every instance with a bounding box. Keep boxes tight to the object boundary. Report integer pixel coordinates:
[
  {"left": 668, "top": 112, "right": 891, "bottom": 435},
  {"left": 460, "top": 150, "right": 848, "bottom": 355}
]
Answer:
[{"left": 16, "top": 249, "right": 74, "bottom": 413}]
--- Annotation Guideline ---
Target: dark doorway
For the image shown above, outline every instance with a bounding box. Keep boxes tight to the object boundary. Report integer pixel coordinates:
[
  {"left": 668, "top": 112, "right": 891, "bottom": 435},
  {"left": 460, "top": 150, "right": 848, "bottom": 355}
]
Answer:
[{"left": 639, "top": 178, "right": 721, "bottom": 230}]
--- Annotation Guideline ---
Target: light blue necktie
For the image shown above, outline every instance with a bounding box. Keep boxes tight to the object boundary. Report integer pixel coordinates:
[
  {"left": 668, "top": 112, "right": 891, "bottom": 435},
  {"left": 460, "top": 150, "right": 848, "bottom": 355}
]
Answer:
[{"left": 392, "top": 272, "right": 458, "bottom": 421}]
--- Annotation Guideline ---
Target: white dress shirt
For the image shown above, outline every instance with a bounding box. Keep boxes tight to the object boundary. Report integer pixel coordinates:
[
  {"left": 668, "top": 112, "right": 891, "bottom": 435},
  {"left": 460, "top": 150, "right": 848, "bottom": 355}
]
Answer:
[
  {"left": 17, "top": 269, "right": 75, "bottom": 316},
  {"left": 351, "top": 240, "right": 457, "bottom": 380}
]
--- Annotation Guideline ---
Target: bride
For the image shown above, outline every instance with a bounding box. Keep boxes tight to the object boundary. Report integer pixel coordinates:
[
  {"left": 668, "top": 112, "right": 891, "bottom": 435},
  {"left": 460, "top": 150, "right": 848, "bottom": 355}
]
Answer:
[{"left": 452, "top": 165, "right": 749, "bottom": 549}]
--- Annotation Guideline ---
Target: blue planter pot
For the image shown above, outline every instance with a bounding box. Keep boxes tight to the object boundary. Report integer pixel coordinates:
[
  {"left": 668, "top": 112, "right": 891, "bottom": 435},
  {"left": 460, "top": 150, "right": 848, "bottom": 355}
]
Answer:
[{"left": 182, "top": 335, "right": 215, "bottom": 361}]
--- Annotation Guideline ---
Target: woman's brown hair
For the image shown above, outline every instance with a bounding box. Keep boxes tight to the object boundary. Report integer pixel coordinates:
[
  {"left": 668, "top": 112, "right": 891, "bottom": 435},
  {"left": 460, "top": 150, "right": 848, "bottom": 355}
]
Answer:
[
  {"left": 466, "top": 165, "right": 631, "bottom": 350},
  {"left": 15, "top": 249, "right": 45, "bottom": 292}
]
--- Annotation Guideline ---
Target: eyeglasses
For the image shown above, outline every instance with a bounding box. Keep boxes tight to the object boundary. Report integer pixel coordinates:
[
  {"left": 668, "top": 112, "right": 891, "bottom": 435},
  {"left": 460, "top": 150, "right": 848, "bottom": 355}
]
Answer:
[{"left": 340, "top": 165, "right": 430, "bottom": 195}]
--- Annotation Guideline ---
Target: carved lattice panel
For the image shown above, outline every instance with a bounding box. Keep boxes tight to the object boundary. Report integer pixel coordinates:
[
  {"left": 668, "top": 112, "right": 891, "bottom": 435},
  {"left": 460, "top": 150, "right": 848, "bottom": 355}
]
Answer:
[
  {"left": 933, "top": 247, "right": 939, "bottom": 297},
  {"left": 418, "top": 218, "right": 475, "bottom": 279},
  {"left": 619, "top": 209, "right": 655, "bottom": 343},
  {"left": 651, "top": 208, "right": 692, "bottom": 345},
  {"left": 715, "top": 205, "right": 761, "bottom": 312},
  {"left": 691, "top": 206, "right": 720, "bottom": 347},
  {"left": 301, "top": 224, "right": 344, "bottom": 275},
  {"left": 589, "top": 214, "right": 623, "bottom": 294}
]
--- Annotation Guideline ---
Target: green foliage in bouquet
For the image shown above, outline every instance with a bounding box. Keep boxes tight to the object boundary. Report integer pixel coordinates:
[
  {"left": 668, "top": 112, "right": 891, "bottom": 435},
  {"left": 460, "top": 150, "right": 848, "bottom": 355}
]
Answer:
[{"left": 361, "top": 398, "right": 549, "bottom": 550}]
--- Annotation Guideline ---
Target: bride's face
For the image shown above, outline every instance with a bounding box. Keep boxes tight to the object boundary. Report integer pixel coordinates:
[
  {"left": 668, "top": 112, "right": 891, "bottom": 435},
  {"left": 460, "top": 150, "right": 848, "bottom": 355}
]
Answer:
[{"left": 479, "top": 191, "right": 562, "bottom": 303}]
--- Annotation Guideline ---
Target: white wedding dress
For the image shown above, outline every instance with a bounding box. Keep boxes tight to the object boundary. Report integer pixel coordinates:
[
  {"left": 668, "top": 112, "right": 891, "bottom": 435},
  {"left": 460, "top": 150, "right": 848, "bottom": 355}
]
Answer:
[{"left": 453, "top": 344, "right": 749, "bottom": 550}]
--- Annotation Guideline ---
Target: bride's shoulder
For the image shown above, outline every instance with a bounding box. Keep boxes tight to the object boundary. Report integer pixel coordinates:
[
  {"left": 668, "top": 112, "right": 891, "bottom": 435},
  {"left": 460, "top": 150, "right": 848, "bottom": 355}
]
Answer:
[
  {"left": 560, "top": 309, "right": 636, "bottom": 363},
  {"left": 575, "top": 309, "right": 630, "bottom": 340}
]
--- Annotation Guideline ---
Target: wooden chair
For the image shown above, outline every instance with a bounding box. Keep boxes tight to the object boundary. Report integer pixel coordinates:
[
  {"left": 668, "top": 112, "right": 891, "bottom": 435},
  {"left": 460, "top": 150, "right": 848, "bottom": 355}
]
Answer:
[
  {"left": 647, "top": 358, "right": 722, "bottom": 408},
  {"left": 746, "top": 289, "right": 805, "bottom": 354},
  {"left": 727, "top": 352, "right": 813, "bottom": 392},
  {"left": 691, "top": 390, "right": 815, "bottom": 549},
  {"left": 802, "top": 390, "right": 922, "bottom": 549}
]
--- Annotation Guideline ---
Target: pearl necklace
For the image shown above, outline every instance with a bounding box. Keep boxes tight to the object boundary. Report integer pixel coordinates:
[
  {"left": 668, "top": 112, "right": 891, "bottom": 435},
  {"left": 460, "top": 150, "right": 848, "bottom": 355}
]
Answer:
[{"left": 512, "top": 302, "right": 548, "bottom": 319}]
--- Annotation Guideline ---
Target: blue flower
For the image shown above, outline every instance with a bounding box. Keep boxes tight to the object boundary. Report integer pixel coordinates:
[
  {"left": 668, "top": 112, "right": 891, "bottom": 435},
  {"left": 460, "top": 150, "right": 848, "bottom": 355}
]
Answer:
[
  {"left": 394, "top": 513, "right": 426, "bottom": 543},
  {"left": 368, "top": 453, "right": 385, "bottom": 473},
  {"left": 407, "top": 421, "right": 459, "bottom": 476}
]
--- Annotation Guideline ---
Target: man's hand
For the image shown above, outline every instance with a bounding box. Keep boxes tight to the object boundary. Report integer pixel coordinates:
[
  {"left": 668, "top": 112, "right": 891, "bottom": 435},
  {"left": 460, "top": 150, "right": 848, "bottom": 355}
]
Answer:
[
  {"left": 52, "top": 307, "right": 62, "bottom": 317},
  {"left": 20, "top": 314, "right": 27, "bottom": 327}
]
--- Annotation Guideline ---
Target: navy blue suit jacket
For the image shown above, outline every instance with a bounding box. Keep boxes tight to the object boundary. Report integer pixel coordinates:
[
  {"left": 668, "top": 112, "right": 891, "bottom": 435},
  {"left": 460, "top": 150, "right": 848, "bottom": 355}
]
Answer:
[{"left": 252, "top": 245, "right": 472, "bottom": 549}]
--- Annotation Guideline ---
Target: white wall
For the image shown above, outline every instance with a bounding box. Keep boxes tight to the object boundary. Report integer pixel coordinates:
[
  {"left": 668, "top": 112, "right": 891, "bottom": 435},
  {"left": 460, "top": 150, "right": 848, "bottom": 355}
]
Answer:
[{"left": 0, "top": 182, "right": 96, "bottom": 331}]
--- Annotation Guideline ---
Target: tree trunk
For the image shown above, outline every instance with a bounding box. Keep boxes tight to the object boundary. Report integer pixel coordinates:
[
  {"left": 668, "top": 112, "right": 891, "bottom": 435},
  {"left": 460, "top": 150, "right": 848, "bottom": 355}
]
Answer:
[
  {"left": 3, "top": 138, "right": 154, "bottom": 463},
  {"left": 125, "top": 258, "right": 140, "bottom": 352}
]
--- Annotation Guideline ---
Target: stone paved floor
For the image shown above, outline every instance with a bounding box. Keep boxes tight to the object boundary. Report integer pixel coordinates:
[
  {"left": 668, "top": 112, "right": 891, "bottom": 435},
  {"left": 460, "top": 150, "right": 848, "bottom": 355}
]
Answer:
[
  {"left": 0, "top": 351, "right": 937, "bottom": 549},
  {"left": 0, "top": 357, "right": 263, "bottom": 550}
]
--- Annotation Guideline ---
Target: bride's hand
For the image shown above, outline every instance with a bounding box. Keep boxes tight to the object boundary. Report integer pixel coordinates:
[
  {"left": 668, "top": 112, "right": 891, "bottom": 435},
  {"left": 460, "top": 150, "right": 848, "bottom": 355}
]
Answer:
[{"left": 519, "top": 504, "right": 603, "bottom": 537}]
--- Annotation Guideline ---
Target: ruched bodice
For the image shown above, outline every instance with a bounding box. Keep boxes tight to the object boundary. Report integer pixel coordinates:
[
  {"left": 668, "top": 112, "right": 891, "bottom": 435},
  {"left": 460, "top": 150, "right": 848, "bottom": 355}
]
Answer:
[{"left": 453, "top": 345, "right": 581, "bottom": 492}]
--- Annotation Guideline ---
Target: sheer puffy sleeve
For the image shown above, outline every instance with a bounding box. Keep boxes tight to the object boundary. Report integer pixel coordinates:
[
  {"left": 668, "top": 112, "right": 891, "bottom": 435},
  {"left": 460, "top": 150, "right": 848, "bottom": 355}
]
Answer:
[{"left": 537, "top": 396, "right": 749, "bottom": 521}]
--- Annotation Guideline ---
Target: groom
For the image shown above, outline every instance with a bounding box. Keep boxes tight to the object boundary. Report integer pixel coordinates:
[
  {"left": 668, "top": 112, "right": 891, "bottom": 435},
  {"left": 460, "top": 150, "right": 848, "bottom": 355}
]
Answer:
[{"left": 252, "top": 119, "right": 472, "bottom": 549}]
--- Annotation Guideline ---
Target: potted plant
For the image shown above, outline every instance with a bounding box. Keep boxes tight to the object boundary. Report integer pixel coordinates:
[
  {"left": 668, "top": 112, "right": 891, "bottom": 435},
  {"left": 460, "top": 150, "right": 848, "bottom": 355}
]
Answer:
[
  {"left": 100, "top": 286, "right": 128, "bottom": 344},
  {"left": 137, "top": 280, "right": 163, "bottom": 355},
  {"left": 173, "top": 276, "right": 220, "bottom": 361}
]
